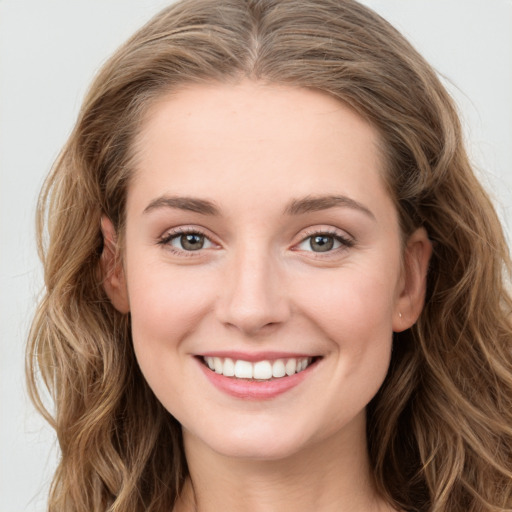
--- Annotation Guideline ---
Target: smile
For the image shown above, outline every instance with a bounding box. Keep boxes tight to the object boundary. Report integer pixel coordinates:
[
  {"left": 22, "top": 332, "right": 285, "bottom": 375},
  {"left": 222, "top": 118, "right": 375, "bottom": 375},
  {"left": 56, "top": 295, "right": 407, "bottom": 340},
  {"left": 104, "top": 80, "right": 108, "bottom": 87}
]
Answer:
[
  {"left": 197, "top": 352, "right": 321, "bottom": 400},
  {"left": 202, "top": 356, "right": 314, "bottom": 380}
]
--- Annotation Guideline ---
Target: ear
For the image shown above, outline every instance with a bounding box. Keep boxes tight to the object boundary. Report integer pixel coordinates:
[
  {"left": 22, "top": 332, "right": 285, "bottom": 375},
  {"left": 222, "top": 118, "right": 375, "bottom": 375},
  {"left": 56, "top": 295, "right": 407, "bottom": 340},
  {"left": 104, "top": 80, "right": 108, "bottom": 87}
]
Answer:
[
  {"left": 393, "top": 227, "right": 432, "bottom": 332},
  {"left": 100, "top": 216, "right": 130, "bottom": 314}
]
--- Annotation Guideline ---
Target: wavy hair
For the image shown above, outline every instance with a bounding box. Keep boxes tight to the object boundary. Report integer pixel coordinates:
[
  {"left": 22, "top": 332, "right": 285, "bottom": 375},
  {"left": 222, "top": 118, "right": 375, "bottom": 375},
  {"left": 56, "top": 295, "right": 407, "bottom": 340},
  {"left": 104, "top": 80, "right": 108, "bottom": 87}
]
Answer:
[{"left": 27, "top": 0, "right": 512, "bottom": 510}]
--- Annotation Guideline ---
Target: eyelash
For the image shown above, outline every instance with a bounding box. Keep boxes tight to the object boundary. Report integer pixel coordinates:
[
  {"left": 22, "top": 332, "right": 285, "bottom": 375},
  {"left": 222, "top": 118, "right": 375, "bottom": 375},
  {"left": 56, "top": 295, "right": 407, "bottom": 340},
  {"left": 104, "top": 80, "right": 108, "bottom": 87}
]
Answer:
[
  {"left": 157, "top": 227, "right": 355, "bottom": 256},
  {"left": 157, "top": 227, "right": 214, "bottom": 256},
  {"left": 296, "top": 229, "right": 355, "bottom": 256}
]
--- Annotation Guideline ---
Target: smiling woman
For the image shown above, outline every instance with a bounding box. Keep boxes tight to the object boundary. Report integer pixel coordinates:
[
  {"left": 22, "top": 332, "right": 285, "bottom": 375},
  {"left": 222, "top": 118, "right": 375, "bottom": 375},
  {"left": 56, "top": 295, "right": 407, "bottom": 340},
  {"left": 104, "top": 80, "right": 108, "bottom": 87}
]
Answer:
[
  {"left": 101, "top": 83, "right": 430, "bottom": 469},
  {"left": 26, "top": 1, "right": 512, "bottom": 512}
]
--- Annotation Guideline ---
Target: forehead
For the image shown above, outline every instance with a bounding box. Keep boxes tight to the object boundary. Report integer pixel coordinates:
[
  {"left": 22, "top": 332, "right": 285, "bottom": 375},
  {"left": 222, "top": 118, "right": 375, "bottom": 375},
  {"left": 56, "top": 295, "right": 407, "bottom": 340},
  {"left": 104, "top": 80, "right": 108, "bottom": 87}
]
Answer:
[
  {"left": 137, "top": 81, "right": 381, "bottom": 155},
  {"left": 128, "top": 81, "right": 391, "bottom": 217}
]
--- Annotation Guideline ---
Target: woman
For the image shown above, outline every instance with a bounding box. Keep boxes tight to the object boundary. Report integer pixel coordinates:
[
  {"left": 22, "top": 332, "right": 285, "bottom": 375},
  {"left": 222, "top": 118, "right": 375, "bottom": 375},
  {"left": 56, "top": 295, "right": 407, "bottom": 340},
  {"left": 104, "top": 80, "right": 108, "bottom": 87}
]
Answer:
[{"left": 27, "top": 0, "right": 512, "bottom": 511}]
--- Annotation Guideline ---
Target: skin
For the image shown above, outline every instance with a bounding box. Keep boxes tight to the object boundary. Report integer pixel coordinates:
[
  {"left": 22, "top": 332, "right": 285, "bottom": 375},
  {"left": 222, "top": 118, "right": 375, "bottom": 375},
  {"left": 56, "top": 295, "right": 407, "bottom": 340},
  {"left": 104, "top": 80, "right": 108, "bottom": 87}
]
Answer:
[{"left": 102, "top": 81, "right": 431, "bottom": 512}]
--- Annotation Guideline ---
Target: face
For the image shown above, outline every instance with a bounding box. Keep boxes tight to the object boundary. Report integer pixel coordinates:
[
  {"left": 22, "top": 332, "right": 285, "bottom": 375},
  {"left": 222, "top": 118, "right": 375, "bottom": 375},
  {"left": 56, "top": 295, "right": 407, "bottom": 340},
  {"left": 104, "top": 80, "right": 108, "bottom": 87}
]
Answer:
[{"left": 103, "top": 81, "right": 430, "bottom": 461}]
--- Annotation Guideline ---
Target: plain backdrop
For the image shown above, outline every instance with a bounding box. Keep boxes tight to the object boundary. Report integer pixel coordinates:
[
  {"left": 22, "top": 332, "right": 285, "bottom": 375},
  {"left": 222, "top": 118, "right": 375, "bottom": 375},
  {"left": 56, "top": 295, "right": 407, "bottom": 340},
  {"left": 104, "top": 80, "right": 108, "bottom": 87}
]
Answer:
[{"left": 1, "top": 1, "right": 511, "bottom": 510}]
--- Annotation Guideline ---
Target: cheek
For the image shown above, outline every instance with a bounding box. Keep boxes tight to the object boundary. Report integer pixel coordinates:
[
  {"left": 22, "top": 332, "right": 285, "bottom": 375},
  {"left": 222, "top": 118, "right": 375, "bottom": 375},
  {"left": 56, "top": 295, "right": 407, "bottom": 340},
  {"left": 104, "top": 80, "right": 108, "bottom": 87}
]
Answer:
[
  {"left": 291, "top": 262, "right": 398, "bottom": 402},
  {"left": 294, "top": 264, "right": 398, "bottom": 341},
  {"left": 127, "top": 262, "right": 217, "bottom": 353},
  {"left": 280, "top": 266, "right": 397, "bottom": 442},
  {"left": 126, "top": 264, "right": 220, "bottom": 411}
]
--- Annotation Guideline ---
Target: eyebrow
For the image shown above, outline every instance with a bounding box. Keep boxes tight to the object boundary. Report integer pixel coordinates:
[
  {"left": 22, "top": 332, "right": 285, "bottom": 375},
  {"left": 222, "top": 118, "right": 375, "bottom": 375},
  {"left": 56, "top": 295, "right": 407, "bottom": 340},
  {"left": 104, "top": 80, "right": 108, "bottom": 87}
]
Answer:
[
  {"left": 284, "top": 194, "right": 375, "bottom": 219},
  {"left": 143, "top": 196, "right": 220, "bottom": 215},
  {"left": 143, "top": 194, "right": 375, "bottom": 219}
]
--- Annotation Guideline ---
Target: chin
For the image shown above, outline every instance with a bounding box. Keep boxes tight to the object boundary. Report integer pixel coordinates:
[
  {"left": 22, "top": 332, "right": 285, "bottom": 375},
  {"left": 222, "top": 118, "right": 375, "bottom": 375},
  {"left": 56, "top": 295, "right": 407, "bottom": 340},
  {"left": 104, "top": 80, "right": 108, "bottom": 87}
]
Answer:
[
  {"left": 211, "top": 439, "right": 309, "bottom": 462},
  {"left": 183, "top": 407, "right": 366, "bottom": 464},
  {"left": 184, "top": 419, "right": 318, "bottom": 461}
]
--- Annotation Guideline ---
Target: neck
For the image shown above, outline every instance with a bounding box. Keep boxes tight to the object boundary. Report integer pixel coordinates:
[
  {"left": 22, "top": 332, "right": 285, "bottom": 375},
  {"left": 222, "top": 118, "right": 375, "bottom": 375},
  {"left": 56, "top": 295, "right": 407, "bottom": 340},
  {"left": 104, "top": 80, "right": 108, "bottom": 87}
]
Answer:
[{"left": 174, "top": 415, "right": 394, "bottom": 512}]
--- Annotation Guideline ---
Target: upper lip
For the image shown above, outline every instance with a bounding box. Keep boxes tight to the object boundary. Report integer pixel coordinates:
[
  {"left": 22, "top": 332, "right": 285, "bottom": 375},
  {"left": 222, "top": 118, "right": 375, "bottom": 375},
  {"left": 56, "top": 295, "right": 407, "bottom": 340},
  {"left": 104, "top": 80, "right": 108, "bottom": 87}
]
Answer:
[{"left": 197, "top": 351, "right": 319, "bottom": 362}]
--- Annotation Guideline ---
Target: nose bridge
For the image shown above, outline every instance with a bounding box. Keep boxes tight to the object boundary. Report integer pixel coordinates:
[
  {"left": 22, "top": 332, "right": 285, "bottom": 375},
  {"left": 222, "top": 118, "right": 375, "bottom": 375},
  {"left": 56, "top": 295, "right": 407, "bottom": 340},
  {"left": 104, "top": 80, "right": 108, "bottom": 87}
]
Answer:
[{"left": 217, "top": 238, "right": 289, "bottom": 334}]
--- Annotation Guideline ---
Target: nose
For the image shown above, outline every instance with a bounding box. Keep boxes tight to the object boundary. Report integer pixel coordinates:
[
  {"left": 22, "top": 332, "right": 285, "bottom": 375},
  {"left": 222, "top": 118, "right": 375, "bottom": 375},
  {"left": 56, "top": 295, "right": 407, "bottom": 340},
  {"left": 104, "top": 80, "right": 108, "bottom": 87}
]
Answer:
[{"left": 215, "top": 244, "right": 291, "bottom": 336}]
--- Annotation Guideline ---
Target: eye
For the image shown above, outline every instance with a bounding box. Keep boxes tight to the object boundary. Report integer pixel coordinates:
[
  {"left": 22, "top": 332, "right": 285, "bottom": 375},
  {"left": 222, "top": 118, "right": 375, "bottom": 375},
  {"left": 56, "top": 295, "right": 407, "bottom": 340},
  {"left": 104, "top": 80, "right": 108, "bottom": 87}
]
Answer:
[
  {"left": 159, "top": 230, "right": 215, "bottom": 252},
  {"left": 296, "top": 232, "right": 353, "bottom": 253}
]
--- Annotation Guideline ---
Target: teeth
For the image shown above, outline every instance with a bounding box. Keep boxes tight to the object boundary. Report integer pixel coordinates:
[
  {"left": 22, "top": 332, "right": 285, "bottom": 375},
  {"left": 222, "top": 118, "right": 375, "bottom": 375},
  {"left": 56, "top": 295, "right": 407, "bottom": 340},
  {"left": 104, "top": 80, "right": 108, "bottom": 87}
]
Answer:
[
  {"left": 213, "top": 357, "right": 223, "bottom": 374},
  {"left": 272, "top": 359, "right": 286, "bottom": 378},
  {"left": 223, "top": 357, "right": 235, "bottom": 377},
  {"left": 253, "top": 361, "right": 272, "bottom": 380},
  {"left": 285, "top": 358, "right": 297, "bottom": 376},
  {"left": 203, "top": 356, "right": 313, "bottom": 380},
  {"left": 234, "top": 360, "right": 253, "bottom": 379}
]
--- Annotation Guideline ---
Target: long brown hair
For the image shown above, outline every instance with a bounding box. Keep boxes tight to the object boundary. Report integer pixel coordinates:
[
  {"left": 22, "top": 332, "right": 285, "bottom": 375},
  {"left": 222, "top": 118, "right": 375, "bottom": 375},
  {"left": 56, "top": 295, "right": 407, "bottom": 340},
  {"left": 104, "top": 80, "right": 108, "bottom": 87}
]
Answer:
[{"left": 27, "top": 1, "right": 512, "bottom": 510}]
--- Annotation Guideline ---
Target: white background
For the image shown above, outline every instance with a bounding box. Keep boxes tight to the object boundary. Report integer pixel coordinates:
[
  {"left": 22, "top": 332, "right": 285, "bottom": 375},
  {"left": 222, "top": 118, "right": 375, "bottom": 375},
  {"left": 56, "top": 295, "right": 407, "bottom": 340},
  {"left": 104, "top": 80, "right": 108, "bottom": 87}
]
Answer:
[{"left": 1, "top": 1, "right": 511, "bottom": 510}]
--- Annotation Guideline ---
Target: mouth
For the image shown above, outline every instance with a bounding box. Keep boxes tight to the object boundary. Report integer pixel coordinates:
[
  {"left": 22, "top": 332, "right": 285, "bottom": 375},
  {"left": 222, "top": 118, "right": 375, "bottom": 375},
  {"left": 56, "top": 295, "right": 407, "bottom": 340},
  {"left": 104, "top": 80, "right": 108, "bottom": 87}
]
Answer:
[{"left": 199, "top": 355, "right": 320, "bottom": 381}]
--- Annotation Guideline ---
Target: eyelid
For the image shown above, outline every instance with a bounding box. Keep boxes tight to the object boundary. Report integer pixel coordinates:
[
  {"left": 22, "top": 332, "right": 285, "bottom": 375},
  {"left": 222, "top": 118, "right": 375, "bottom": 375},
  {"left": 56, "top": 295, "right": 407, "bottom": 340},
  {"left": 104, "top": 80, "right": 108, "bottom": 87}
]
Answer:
[
  {"left": 292, "top": 227, "right": 355, "bottom": 254},
  {"left": 156, "top": 225, "right": 355, "bottom": 257},
  {"left": 157, "top": 226, "right": 220, "bottom": 255}
]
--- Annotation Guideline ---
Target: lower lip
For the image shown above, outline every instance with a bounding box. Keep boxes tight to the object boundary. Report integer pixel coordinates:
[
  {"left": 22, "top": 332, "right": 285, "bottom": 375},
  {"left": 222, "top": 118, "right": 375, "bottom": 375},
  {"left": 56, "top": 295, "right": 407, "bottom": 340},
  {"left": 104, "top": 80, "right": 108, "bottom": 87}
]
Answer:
[{"left": 197, "top": 358, "right": 317, "bottom": 400}]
